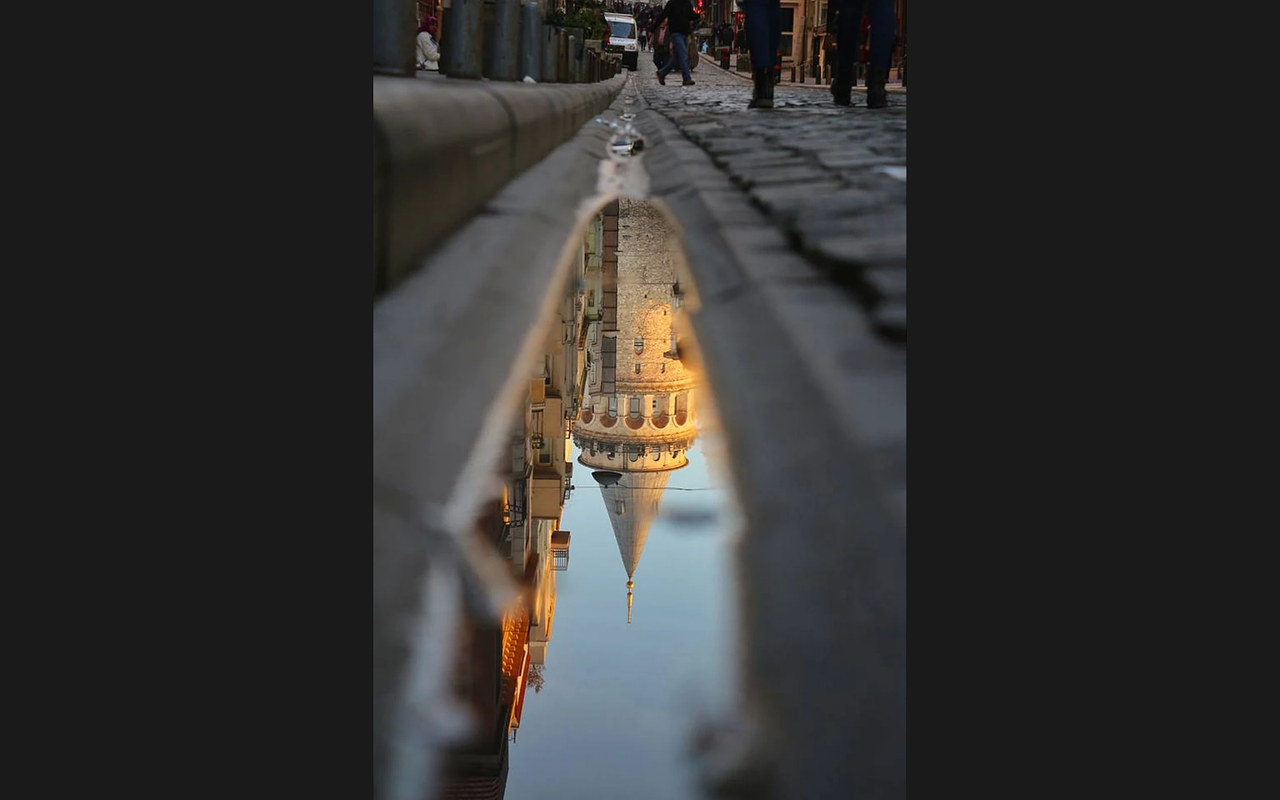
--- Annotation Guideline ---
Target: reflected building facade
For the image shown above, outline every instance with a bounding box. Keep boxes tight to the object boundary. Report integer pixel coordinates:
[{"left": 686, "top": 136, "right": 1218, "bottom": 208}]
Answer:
[
  {"left": 573, "top": 198, "right": 698, "bottom": 624},
  {"left": 436, "top": 208, "right": 594, "bottom": 800},
  {"left": 436, "top": 198, "right": 698, "bottom": 799}
]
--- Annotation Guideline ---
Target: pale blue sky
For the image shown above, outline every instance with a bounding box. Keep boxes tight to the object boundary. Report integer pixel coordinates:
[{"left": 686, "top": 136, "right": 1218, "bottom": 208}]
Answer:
[{"left": 505, "top": 440, "right": 739, "bottom": 800}]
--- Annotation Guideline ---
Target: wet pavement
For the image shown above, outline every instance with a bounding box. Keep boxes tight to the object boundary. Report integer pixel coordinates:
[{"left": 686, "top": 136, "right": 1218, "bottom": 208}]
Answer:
[{"left": 434, "top": 199, "right": 742, "bottom": 800}]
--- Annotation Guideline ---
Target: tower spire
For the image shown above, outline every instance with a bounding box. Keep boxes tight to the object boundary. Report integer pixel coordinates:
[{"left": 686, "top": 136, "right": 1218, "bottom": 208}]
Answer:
[{"left": 627, "top": 580, "right": 634, "bottom": 625}]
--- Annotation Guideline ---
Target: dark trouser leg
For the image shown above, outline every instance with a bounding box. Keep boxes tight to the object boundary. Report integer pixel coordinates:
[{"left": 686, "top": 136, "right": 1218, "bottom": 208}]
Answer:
[
  {"left": 672, "top": 33, "right": 692, "bottom": 80},
  {"left": 832, "top": 1, "right": 860, "bottom": 104},
  {"left": 744, "top": 0, "right": 780, "bottom": 71},
  {"left": 658, "top": 45, "right": 676, "bottom": 76},
  {"left": 867, "top": 0, "right": 895, "bottom": 68},
  {"left": 745, "top": 0, "right": 778, "bottom": 107},
  {"left": 865, "top": 0, "right": 895, "bottom": 106}
]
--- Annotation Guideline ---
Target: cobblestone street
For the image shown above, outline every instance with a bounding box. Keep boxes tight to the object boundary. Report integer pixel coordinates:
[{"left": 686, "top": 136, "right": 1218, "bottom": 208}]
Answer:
[{"left": 629, "top": 53, "right": 907, "bottom": 342}]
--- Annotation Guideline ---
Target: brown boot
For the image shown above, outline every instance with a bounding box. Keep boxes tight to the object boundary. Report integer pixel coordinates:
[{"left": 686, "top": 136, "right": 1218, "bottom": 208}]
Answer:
[{"left": 748, "top": 67, "right": 773, "bottom": 109}]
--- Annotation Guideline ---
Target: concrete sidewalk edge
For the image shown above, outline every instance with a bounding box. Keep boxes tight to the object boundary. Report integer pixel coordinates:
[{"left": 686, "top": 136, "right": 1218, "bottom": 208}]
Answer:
[{"left": 374, "top": 73, "right": 627, "bottom": 298}]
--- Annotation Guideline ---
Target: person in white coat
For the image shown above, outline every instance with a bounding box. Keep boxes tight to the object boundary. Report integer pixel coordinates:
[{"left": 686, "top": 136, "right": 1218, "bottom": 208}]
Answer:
[{"left": 416, "top": 16, "right": 440, "bottom": 72}]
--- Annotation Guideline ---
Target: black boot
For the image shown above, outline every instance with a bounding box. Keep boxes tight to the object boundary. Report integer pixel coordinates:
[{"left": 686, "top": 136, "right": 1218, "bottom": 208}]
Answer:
[
  {"left": 748, "top": 67, "right": 774, "bottom": 108},
  {"left": 831, "top": 53, "right": 852, "bottom": 105},
  {"left": 831, "top": 73, "right": 851, "bottom": 106},
  {"left": 866, "top": 66, "right": 889, "bottom": 108}
]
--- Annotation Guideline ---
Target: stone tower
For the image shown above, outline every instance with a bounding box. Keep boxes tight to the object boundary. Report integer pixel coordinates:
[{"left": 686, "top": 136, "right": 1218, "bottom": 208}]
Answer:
[{"left": 572, "top": 199, "right": 698, "bottom": 624}]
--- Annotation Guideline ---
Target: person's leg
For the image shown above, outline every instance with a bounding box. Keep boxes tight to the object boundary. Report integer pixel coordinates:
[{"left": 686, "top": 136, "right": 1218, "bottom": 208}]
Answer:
[
  {"left": 744, "top": 0, "right": 779, "bottom": 106},
  {"left": 832, "top": 0, "right": 861, "bottom": 104},
  {"left": 672, "top": 33, "right": 692, "bottom": 81},
  {"left": 865, "top": 0, "right": 894, "bottom": 106},
  {"left": 768, "top": 0, "right": 781, "bottom": 64},
  {"left": 868, "top": 0, "right": 895, "bottom": 68},
  {"left": 744, "top": 0, "right": 775, "bottom": 71},
  {"left": 658, "top": 39, "right": 677, "bottom": 77}
]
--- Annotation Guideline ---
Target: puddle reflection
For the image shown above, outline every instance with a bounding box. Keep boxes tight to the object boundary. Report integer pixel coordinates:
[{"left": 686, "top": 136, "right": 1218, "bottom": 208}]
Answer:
[{"left": 436, "top": 199, "right": 735, "bottom": 800}]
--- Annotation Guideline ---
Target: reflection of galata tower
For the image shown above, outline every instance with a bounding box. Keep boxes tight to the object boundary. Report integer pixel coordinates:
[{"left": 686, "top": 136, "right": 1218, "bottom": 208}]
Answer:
[{"left": 573, "top": 200, "right": 698, "bottom": 624}]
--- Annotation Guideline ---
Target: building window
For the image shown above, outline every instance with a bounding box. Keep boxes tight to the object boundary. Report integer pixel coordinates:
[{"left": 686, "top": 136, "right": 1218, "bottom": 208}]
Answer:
[
  {"left": 780, "top": 7, "right": 795, "bottom": 57},
  {"left": 660, "top": 363, "right": 666, "bottom": 374},
  {"left": 629, "top": 396, "right": 641, "bottom": 418},
  {"left": 609, "top": 397, "right": 617, "bottom": 415},
  {"left": 635, "top": 363, "right": 642, "bottom": 374},
  {"left": 634, "top": 338, "right": 644, "bottom": 353}
]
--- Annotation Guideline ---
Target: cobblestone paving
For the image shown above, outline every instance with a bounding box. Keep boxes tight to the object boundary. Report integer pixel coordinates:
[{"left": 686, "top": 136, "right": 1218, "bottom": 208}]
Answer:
[{"left": 631, "top": 55, "right": 907, "bottom": 342}]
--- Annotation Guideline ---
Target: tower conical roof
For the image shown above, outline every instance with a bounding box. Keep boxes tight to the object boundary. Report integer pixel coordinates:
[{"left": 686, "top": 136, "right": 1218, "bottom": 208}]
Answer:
[{"left": 596, "top": 470, "right": 672, "bottom": 579}]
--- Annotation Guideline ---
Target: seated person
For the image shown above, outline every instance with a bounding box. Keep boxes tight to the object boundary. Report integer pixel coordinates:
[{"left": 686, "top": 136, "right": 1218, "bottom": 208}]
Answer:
[{"left": 416, "top": 16, "right": 440, "bottom": 71}]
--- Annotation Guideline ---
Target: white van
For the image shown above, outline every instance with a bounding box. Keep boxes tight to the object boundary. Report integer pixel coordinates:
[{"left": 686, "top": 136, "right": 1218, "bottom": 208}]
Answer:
[{"left": 604, "top": 12, "right": 639, "bottom": 70}]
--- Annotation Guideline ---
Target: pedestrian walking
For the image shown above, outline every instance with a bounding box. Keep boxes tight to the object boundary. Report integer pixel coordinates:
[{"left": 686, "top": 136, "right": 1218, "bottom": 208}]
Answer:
[
  {"left": 827, "top": 0, "right": 896, "bottom": 107},
  {"left": 652, "top": 0, "right": 701, "bottom": 86}
]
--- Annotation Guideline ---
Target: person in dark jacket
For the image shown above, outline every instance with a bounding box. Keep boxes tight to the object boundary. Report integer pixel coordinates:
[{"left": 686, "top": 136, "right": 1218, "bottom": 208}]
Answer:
[
  {"left": 653, "top": 0, "right": 700, "bottom": 86},
  {"left": 827, "top": 0, "right": 896, "bottom": 107},
  {"left": 716, "top": 22, "right": 732, "bottom": 48}
]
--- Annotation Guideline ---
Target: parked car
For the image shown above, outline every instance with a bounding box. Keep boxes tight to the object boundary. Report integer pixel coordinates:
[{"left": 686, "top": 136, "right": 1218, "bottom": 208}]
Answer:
[{"left": 604, "top": 12, "right": 640, "bottom": 70}]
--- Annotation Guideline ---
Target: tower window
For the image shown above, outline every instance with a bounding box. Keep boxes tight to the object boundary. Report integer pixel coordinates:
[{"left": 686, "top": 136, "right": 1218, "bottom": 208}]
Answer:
[{"left": 635, "top": 363, "right": 642, "bottom": 374}]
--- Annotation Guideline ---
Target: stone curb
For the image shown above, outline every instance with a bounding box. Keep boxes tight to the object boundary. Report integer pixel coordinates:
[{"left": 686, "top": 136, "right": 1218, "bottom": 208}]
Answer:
[
  {"left": 635, "top": 99, "right": 906, "bottom": 800},
  {"left": 374, "top": 110, "right": 618, "bottom": 800},
  {"left": 374, "top": 73, "right": 627, "bottom": 298}
]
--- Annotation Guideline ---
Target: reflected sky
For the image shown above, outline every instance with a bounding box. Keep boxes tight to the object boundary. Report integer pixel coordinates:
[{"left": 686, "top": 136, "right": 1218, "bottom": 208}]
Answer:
[{"left": 505, "top": 440, "right": 734, "bottom": 800}]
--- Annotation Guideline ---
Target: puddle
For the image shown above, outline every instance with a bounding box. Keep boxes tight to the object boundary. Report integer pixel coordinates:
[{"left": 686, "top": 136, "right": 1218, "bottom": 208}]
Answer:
[{"left": 434, "top": 195, "right": 741, "bottom": 800}]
